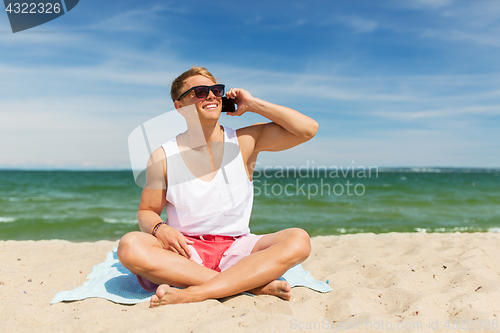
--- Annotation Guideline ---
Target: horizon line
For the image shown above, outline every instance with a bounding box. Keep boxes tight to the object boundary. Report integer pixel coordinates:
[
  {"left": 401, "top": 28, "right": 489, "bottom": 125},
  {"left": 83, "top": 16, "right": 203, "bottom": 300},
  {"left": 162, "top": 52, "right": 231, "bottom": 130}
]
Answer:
[{"left": 1, "top": 167, "right": 499, "bottom": 172}]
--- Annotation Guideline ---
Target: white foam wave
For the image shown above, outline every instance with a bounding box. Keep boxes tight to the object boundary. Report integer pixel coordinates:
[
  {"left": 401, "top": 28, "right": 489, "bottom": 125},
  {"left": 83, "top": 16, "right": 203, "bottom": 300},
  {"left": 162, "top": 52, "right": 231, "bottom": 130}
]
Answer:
[
  {"left": 415, "top": 226, "right": 478, "bottom": 233},
  {"left": 410, "top": 168, "right": 442, "bottom": 173},
  {"left": 31, "top": 197, "right": 51, "bottom": 201},
  {"left": 103, "top": 218, "right": 138, "bottom": 224},
  {"left": 0, "top": 217, "right": 16, "bottom": 223},
  {"left": 2, "top": 197, "right": 51, "bottom": 202}
]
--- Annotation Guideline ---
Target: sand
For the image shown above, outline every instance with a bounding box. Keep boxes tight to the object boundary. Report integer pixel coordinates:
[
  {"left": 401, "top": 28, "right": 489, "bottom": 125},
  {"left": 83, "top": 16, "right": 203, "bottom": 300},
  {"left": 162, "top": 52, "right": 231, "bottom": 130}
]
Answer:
[{"left": 1, "top": 232, "right": 500, "bottom": 332}]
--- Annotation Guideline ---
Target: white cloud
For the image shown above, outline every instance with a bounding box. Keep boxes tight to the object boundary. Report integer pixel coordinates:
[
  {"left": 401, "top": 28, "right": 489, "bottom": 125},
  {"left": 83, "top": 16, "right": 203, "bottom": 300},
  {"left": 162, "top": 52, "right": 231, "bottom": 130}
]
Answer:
[
  {"left": 87, "top": 6, "right": 167, "bottom": 32},
  {"left": 373, "top": 104, "right": 500, "bottom": 121},
  {"left": 421, "top": 28, "right": 500, "bottom": 47},
  {"left": 337, "top": 15, "right": 379, "bottom": 34}
]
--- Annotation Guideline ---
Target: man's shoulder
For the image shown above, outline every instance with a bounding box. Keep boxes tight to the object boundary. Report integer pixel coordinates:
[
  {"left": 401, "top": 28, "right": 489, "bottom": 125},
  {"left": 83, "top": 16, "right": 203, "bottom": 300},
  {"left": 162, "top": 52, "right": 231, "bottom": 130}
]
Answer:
[{"left": 150, "top": 146, "right": 166, "bottom": 161}]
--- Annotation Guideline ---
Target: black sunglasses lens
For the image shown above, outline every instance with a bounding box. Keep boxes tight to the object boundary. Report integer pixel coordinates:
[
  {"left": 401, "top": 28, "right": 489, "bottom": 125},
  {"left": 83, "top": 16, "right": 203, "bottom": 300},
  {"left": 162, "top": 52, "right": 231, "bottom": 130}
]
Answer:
[
  {"left": 212, "top": 85, "right": 224, "bottom": 97},
  {"left": 194, "top": 86, "right": 209, "bottom": 98}
]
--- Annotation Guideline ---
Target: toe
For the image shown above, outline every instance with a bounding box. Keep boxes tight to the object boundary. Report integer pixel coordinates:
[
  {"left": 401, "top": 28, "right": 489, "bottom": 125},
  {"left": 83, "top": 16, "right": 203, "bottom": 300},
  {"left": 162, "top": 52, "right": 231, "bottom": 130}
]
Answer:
[{"left": 150, "top": 295, "right": 159, "bottom": 308}]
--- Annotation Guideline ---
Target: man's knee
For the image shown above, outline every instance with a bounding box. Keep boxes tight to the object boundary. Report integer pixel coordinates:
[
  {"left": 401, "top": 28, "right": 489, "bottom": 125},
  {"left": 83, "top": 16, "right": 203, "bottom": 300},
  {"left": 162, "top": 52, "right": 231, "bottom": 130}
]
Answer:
[
  {"left": 117, "top": 232, "right": 145, "bottom": 268},
  {"left": 284, "top": 228, "right": 311, "bottom": 263}
]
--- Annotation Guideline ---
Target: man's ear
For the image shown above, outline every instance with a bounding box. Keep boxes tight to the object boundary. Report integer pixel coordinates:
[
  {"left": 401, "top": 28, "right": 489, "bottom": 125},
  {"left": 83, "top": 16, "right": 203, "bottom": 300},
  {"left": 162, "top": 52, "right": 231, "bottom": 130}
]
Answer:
[{"left": 174, "top": 100, "right": 182, "bottom": 110}]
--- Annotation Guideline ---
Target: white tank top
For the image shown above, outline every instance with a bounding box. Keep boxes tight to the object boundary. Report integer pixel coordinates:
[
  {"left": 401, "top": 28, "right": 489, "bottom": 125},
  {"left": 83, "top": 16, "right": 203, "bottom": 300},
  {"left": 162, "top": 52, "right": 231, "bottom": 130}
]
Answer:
[{"left": 162, "top": 126, "right": 253, "bottom": 236}]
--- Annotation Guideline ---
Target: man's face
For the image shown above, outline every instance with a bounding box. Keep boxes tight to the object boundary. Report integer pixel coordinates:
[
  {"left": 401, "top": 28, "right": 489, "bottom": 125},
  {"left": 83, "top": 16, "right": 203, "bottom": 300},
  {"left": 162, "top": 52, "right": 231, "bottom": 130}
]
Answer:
[{"left": 175, "top": 75, "right": 222, "bottom": 122}]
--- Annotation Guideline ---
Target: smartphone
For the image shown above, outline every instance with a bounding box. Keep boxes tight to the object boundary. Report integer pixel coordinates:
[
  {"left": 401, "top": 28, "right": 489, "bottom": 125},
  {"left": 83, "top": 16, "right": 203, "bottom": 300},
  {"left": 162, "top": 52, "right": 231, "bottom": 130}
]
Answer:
[{"left": 221, "top": 96, "right": 236, "bottom": 113}]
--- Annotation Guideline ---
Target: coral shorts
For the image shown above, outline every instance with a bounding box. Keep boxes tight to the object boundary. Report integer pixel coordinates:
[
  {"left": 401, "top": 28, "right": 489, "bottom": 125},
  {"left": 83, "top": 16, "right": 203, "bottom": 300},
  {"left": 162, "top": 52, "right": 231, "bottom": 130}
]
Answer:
[{"left": 137, "top": 233, "right": 264, "bottom": 292}]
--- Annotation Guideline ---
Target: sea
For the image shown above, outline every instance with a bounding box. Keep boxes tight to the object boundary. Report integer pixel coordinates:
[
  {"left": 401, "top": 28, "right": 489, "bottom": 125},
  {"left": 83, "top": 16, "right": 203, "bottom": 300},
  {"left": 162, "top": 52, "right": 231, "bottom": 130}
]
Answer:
[{"left": 0, "top": 168, "right": 499, "bottom": 241}]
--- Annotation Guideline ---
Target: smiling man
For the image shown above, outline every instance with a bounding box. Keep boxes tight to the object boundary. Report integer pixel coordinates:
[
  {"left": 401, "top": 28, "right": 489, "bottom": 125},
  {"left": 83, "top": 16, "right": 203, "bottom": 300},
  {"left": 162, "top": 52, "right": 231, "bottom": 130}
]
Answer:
[{"left": 117, "top": 66, "right": 319, "bottom": 307}]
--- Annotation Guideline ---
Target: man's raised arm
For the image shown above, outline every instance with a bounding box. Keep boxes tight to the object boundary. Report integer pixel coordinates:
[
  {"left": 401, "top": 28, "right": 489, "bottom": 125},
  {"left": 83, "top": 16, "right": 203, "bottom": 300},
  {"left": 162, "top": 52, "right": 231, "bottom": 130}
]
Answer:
[{"left": 227, "top": 88, "right": 319, "bottom": 153}]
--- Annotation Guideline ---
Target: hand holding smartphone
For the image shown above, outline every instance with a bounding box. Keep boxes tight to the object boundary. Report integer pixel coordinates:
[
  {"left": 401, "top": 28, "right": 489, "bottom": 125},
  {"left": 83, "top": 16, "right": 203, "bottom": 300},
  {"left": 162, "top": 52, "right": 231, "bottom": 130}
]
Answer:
[{"left": 221, "top": 96, "right": 236, "bottom": 113}]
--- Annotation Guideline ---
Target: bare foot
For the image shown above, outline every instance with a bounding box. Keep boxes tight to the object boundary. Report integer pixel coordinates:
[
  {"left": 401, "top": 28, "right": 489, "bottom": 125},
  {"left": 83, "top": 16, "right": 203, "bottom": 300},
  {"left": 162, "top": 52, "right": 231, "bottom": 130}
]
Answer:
[
  {"left": 150, "top": 281, "right": 292, "bottom": 307},
  {"left": 251, "top": 280, "right": 292, "bottom": 300},
  {"left": 150, "top": 284, "right": 198, "bottom": 308}
]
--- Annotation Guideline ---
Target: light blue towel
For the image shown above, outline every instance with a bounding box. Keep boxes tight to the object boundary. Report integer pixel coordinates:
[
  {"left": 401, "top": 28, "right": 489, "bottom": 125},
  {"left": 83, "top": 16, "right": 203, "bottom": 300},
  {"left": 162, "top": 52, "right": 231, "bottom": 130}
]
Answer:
[{"left": 51, "top": 248, "right": 331, "bottom": 305}]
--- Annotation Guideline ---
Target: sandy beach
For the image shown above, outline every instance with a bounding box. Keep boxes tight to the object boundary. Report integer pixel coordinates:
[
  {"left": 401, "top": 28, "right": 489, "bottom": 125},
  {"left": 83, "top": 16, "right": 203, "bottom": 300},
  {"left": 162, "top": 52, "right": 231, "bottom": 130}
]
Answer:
[{"left": 1, "top": 232, "right": 499, "bottom": 332}]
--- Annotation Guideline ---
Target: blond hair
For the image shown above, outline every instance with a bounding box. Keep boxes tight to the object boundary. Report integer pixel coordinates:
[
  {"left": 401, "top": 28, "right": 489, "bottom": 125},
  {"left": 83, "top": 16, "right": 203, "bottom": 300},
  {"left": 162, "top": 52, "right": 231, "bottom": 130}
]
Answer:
[{"left": 170, "top": 66, "right": 217, "bottom": 102}]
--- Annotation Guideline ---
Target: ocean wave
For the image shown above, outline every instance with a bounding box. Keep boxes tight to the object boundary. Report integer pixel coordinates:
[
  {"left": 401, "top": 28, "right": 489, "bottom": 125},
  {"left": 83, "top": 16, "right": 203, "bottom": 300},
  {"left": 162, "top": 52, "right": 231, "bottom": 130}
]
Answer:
[
  {"left": 410, "top": 168, "right": 443, "bottom": 173},
  {"left": 335, "top": 227, "right": 376, "bottom": 234},
  {"left": 40, "top": 215, "right": 70, "bottom": 220},
  {"left": 488, "top": 227, "right": 500, "bottom": 233},
  {"left": 1, "top": 196, "right": 52, "bottom": 202},
  {"left": 0, "top": 217, "right": 16, "bottom": 223},
  {"left": 103, "top": 218, "right": 138, "bottom": 224},
  {"left": 415, "top": 226, "right": 480, "bottom": 233},
  {"left": 31, "top": 197, "right": 52, "bottom": 201}
]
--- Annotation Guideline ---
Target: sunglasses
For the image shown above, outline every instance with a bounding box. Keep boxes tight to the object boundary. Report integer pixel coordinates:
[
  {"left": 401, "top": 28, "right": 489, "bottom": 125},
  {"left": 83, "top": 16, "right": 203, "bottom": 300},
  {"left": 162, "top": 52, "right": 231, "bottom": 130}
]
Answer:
[{"left": 177, "top": 84, "right": 225, "bottom": 101}]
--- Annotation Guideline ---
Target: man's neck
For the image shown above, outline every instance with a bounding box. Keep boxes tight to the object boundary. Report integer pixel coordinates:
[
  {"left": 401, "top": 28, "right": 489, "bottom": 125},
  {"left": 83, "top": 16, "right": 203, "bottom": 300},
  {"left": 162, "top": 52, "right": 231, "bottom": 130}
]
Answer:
[
  {"left": 183, "top": 121, "right": 223, "bottom": 148},
  {"left": 201, "top": 121, "right": 223, "bottom": 143}
]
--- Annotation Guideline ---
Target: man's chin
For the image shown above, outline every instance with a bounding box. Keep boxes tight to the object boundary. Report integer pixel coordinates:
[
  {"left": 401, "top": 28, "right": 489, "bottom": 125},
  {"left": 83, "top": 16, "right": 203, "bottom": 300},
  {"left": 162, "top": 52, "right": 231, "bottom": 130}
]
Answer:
[
  {"left": 199, "top": 113, "right": 221, "bottom": 123},
  {"left": 203, "top": 110, "right": 222, "bottom": 118}
]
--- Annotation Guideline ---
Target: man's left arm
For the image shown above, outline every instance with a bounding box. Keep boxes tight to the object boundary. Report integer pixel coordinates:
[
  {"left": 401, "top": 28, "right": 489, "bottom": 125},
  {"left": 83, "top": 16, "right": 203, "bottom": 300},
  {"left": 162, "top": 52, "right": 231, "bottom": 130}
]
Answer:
[{"left": 227, "top": 88, "right": 319, "bottom": 153}]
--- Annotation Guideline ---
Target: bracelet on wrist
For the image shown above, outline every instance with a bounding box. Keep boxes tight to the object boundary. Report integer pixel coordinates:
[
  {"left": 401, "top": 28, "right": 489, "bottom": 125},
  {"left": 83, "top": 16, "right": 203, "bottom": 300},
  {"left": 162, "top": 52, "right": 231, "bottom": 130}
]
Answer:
[{"left": 151, "top": 221, "right": 167, "bottom": 237}]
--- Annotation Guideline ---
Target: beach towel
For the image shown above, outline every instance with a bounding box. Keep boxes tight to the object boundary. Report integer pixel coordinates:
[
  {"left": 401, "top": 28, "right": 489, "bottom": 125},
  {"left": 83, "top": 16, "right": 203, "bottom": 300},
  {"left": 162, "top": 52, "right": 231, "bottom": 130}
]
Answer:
[{"left": 51, "top": 248, "right": 331, "bottom": 305}]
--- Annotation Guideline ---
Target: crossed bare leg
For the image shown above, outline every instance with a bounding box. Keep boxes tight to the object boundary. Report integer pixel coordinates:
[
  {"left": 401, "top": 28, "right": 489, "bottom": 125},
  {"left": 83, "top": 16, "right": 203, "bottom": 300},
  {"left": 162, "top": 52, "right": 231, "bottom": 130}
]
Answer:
[
  {"left": 150, "top": 280, "right": 291, "bottom": 307},
  {"left": 147, "top": 230, "right": 311, "bottom": 307}
]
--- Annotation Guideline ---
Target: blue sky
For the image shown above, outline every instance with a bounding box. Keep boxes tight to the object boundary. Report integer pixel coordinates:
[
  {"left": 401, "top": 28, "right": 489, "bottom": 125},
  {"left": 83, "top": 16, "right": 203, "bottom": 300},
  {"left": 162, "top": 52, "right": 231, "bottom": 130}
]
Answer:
[{"left": 1, "top": 0, "right": 499, "bottom": 169}]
